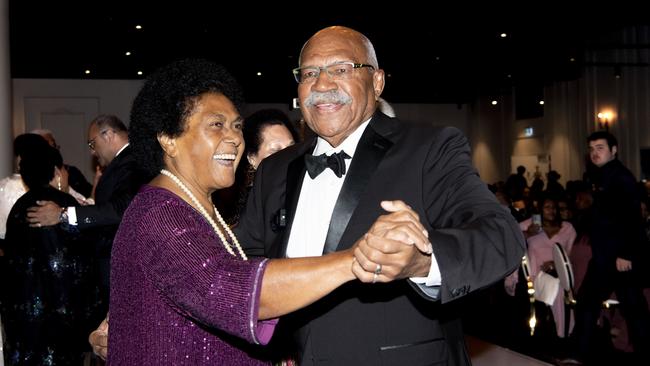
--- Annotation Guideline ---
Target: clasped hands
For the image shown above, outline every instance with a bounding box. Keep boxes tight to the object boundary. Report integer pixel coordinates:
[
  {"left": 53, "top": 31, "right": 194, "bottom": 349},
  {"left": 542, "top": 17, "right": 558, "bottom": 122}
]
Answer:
[{"left": 351, "top": 200, "right": 433, "bottom": 284}]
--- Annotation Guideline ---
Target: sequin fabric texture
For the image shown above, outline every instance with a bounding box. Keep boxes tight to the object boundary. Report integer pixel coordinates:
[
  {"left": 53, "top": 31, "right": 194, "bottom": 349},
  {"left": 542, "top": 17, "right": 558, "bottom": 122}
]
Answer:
[
  {"left": 1, "top": 186, "right": 103, "bottom": 365},
  {"left": 108, "top": 185, "right": 276, "bottom": 365}
]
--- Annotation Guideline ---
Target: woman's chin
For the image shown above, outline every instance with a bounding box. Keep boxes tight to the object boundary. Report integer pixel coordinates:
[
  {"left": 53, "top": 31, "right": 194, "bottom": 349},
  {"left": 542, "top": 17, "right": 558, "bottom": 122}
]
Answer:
[{"left": 211, "top": 179, "right": 235, "bottom": 191}]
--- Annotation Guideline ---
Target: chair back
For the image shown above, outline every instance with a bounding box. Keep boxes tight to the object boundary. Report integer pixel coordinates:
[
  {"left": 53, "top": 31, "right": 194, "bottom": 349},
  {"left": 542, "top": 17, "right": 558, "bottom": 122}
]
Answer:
[{"left": 553, "top": 242, "right": 575, "bottom": 293}]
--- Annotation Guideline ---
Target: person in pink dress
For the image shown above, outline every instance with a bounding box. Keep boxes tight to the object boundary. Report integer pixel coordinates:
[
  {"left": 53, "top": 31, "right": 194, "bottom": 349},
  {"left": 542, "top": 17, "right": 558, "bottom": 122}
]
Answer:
[{"left": 520, "top": 196, "right": 577, "bottom": 338}]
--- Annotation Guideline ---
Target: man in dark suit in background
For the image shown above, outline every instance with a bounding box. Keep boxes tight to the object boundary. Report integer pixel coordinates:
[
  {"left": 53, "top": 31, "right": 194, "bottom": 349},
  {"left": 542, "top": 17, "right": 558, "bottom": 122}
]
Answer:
[
  {"left": 27, "top": 115, "right": 147, "bottom": 309},
  {"left": 236, "top": 26, "right": 525, "bottom": 365},
  {"left": 571, "top": 131, "right": 650, "bottom": 364}
]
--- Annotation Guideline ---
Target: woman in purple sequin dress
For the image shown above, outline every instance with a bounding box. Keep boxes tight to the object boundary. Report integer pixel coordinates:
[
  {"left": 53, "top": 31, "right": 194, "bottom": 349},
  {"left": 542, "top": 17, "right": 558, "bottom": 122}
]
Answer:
[{"left": 107, "top": 59, "right": 428, "bottom": 365}]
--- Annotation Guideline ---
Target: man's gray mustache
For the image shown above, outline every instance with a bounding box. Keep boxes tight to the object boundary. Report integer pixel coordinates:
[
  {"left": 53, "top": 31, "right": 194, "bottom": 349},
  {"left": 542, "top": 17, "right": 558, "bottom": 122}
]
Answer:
[{"left": 304, "top": 92, "right": 352, "bottom": 107}]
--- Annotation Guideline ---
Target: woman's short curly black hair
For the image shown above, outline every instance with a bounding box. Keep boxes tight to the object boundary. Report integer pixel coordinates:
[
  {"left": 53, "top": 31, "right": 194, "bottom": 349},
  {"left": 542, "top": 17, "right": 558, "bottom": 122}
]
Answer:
[{"left": 129, "top": 59, "right": 244, "bottom": 178}]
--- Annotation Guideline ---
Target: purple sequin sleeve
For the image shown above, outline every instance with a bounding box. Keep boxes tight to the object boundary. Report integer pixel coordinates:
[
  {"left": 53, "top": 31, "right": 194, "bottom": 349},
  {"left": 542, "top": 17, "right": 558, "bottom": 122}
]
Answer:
[{"left": 136, "top": 196, "right": 275, "bottom": 342}]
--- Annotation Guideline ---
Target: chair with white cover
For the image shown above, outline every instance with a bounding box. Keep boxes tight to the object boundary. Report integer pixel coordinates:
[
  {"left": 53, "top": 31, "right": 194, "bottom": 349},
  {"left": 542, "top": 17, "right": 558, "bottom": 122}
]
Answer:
[{"left": 553, "top": 242, "right": 576, "bottom": 337}]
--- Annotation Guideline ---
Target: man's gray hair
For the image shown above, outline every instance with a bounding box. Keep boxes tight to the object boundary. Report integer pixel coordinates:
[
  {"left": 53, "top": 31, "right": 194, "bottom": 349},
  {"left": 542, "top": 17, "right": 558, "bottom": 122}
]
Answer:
[{"left": 91, "top": 114, "right": 128, "bottom": 133}]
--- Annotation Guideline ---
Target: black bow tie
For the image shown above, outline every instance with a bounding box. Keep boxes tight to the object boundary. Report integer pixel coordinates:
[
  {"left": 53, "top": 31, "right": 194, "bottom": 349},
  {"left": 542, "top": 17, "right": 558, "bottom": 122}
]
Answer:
[{"left": 304, "top": 151, "right": 351, "bottom": 179}]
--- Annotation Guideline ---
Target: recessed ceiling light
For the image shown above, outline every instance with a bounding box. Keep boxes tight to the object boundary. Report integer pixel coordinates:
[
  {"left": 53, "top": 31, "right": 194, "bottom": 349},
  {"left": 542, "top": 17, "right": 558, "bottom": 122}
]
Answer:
[
  {"left": 135, "top": 25, "right": 142, "bottom": 30},
  {"left": 125, "top": 51, "right": 131, "bottom": 56},
  {"left": 491, "top": 100, "right": 498, "bottom": 105},
  {"left": 256, "top": 72, "right": 262, "bottom": 76},
  {"left": 137, "top": 71, "right": 143, "bottom": 75},
  {"left": 539, "top": 100, "right": 545, "bottom": 105},
  {"left": 500, "top": 33, "right": 507, "bottom": 38},
  {"left": 524, "top": 127, "right": 534, "bottom": 137},
  {"left": 84, "top": 70, "right": 91, "bottom": 75}
]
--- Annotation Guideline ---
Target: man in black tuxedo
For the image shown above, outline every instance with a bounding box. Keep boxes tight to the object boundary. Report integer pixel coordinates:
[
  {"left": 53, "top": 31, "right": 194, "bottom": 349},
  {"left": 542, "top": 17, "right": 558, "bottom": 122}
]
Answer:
[
  {"left": 27, "top": 115, "right": 147, "bottom": 308},
  {"left": 236, "top": 26, "right": 525, "bottom": 365}
]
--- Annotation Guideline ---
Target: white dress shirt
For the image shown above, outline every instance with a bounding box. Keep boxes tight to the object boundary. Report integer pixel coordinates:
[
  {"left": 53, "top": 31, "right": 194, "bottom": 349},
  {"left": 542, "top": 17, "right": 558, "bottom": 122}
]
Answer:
[
  {"left": 285, "top": 120, "right": 441, "bottom": 287},
  {"left": 286, "top": 121, "right": 370, "bottom": 257}
]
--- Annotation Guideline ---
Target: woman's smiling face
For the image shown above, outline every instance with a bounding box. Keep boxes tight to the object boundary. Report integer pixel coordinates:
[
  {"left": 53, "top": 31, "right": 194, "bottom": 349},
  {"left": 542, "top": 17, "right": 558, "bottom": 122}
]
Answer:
[{"left": 171, "top": 92, "right": 244, "bottom": 193}]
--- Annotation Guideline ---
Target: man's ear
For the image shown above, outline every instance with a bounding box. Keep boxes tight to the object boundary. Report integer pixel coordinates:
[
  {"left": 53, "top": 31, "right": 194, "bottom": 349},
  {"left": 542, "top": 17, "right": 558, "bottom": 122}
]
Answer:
[
  {"left": 157, "top": 134, "right": 177, "bottom": 158},
  {"left": 103, "top": 129, "right": 115, "bottom": 143},
  {"left": 372, "top": 69, "right": 385, "bottom": 101},
  {"left": 247, "top": 153, "right": 259, "bottom": 170},
  {"left": 612, "top": 145, "right": 617, "bottom": 157}
]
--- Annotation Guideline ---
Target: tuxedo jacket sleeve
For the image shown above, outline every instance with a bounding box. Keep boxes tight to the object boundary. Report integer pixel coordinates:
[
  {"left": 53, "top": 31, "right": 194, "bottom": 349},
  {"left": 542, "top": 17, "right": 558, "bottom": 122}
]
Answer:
[
  {"left": 416, "top": 125, "right": 525, "bottom": 302},
  {"left": 75, "top": 146, "right": 146, "bottom": 230}
]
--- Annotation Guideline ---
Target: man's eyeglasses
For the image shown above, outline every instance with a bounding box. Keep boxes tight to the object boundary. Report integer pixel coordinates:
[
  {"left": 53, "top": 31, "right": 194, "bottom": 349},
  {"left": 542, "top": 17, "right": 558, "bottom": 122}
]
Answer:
[
  {"left": 292, "top": 62, "right": 374, "bottom": 84},
  {"left": 87, "top": 130, "right": 109, "bottom": 150}
]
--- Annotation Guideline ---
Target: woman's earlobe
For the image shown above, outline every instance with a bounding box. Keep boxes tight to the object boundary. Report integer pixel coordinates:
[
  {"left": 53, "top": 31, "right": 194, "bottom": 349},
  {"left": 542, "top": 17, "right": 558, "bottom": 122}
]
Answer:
[
  {"left": 247, "top": 154, "right": 258, "bottom": 170},
  {"left": 158, "top": 134, "right": 177, "bottom": 158},
  {"left": 53, "top": 167, "right": 63, "bottom": 190}
]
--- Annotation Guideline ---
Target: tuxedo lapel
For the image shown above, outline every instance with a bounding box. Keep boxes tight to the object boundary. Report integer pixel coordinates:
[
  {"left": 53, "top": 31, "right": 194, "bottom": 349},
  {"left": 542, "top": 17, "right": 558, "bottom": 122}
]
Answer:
[
  {"left": 322, "top": 118, "right": 394, "bottom": 253},
  {"left": 269, "top": 139, "right": 316, "bottom": 258}
]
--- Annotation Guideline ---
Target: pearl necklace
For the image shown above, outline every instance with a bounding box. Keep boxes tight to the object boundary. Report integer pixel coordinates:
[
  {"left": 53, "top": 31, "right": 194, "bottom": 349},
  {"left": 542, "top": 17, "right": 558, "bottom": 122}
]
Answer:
[{"left": 160, "top": 169, "right": 247, "bottom": 260}]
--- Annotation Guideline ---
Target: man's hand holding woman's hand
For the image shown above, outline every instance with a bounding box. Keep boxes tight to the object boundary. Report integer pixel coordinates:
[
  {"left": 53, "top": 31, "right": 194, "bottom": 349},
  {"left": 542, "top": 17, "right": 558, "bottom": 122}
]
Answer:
[{"left": 351, "top": 200, "right": 432, "bottom": 283}]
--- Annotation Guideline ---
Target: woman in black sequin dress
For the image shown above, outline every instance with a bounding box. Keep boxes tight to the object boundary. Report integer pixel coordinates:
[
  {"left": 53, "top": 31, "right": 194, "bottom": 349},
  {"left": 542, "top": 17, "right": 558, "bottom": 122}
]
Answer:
[{"left": 2, "top": 144, "right": 101, "bottom": 365}]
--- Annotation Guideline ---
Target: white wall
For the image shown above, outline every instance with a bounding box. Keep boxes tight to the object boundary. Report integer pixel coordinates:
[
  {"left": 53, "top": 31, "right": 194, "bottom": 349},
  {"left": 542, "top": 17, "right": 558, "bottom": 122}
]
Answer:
[{"left": 12, "top": 78, "right": 143, "bottom": 179}]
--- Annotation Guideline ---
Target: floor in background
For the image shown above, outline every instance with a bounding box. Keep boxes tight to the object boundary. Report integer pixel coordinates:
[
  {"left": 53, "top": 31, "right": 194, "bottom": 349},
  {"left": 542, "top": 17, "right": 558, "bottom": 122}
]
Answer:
[{"left": 467, "top": 336, "right": 553, "bottom": 366}]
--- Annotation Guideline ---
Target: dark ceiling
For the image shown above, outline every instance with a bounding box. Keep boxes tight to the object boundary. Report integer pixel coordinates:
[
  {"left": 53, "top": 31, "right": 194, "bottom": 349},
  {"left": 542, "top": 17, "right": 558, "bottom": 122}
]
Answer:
[{"left": 9, "top": 2, "right": 646, "bottom": 104}]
